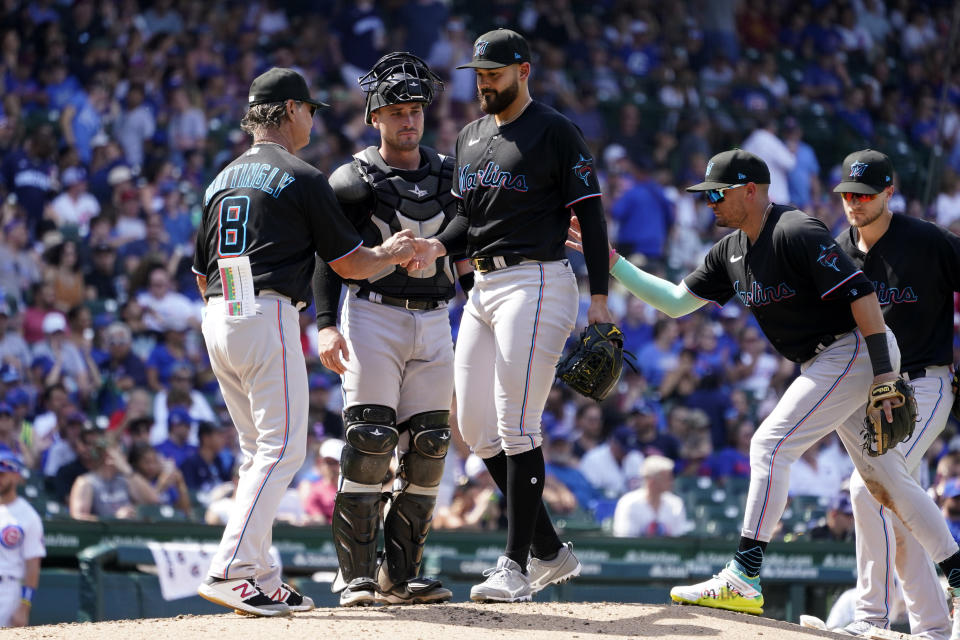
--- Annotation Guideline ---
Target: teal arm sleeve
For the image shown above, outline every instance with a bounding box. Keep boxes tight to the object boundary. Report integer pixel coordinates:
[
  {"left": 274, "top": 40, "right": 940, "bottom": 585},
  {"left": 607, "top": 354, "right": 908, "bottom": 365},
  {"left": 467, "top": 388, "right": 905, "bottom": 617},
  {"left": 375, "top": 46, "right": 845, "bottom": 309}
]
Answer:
[{"left": 610, "top": 256, "right": 706, "bottom": 318}]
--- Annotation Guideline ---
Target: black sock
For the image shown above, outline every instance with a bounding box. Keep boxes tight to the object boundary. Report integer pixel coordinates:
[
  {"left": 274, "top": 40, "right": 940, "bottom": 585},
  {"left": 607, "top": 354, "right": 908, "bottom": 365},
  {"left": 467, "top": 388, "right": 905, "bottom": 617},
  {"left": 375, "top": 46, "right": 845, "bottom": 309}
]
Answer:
[
  {"left": 503, "top": 447, "right": 547, "bottom": 571},
  {"left": 482, "top": 451, "right": 562, "bottom": 560},
  {"left": 733, "top": 537, "right": 767, "bottom": 577},
  {"left": 939, "top": 550, "right": 960, "bottom": 589}
]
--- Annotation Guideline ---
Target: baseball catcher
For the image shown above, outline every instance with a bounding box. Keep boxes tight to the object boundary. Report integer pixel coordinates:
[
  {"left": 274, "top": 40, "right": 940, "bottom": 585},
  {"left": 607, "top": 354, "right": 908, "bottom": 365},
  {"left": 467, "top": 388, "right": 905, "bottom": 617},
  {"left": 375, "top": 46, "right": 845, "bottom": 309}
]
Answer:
[
  {"left": 862, "top": 378, "right": 918, "bottom": 456},
  {"left": 556, "top": 322, "right": 626, "bottom": 402}
]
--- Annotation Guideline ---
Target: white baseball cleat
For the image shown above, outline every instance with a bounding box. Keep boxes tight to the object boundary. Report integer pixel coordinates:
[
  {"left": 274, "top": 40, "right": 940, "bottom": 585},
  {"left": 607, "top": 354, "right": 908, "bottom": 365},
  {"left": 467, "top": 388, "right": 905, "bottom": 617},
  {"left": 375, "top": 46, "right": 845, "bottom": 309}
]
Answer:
[
  {"left": 339, "top": 577, "right": 380, "bottom": 607},
  {"left": 527, "top": 542, "right": 582, "bottom": 594},
  {"left": 470, "top": 556, "right": 533, "bottom": 603},
  {"left": 198, "top": 576, "right": 291, "bottom": 617}
]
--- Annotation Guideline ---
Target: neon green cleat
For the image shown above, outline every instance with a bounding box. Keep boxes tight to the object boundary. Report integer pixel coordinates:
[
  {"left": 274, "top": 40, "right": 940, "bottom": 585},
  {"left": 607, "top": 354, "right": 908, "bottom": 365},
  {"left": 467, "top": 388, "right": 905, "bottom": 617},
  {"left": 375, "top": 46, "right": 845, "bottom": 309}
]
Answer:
[{"left": 670, "top": 562, "right": 764, "bottom": 615}]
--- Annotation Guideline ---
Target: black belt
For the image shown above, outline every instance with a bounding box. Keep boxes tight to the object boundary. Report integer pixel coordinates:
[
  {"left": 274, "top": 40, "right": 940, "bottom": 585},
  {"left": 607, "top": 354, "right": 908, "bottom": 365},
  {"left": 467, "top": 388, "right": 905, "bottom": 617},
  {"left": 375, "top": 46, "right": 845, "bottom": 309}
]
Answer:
[
  {"left": 903, "top": 368, "right": 927, "bottom": 381},
  {"left": 356, "top": 289, "right": 445, "bottom": 311},
  {"left": 471, "top": 255, "right": 525, "bottom": 274},
  {"left": 812, "top": 333, "right": 848, "bottom": 357}
]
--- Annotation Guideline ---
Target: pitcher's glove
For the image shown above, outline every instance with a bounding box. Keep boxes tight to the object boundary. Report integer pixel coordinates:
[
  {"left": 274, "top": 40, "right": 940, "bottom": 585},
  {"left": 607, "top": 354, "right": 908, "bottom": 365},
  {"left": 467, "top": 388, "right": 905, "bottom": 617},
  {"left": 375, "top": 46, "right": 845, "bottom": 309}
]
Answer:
[
  {"left": 556, "top": 322, "right": 626, "bottom": 402},
  {"left": 861, "top": 378, "right": 918, "bottom": 456},
  {"left": 951, "top": 367, "right": 960, "bottom": 422}
]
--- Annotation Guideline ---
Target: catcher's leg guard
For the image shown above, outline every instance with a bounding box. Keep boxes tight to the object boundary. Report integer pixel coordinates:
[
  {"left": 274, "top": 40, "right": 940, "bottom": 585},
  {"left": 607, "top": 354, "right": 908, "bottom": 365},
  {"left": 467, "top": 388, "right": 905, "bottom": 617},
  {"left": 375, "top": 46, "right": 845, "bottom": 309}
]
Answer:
[
  {"left": 380, "top": 411, "right": 450, "bottom": 592},
  {"left": 332, "top": 405, "right": 399, "bottom": 584}
]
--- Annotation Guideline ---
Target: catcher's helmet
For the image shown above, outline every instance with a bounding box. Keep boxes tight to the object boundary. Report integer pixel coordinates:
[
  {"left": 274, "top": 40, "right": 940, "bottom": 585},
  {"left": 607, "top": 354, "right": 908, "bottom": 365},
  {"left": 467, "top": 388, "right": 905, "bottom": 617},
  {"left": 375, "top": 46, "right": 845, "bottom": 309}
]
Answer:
[{"left": 359, "top": 52, "right": 443, "bottom": 124}]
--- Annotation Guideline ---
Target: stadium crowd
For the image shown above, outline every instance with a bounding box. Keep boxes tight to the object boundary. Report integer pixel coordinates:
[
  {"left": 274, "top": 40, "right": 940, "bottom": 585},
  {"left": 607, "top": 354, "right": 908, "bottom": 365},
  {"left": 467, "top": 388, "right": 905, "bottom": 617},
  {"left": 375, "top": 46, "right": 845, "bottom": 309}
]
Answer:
[{"left": 0, "top": 0, "right": 959, "bottom": 540}]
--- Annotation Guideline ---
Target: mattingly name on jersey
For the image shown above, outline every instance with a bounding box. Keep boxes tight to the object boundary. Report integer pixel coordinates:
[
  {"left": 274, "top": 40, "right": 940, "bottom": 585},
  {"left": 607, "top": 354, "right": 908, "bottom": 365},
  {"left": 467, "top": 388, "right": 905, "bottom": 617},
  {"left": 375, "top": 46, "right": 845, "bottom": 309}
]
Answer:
[
  {"left": 458, "top": 162, "right": 528, "bottom": 193},
  {"left": 203, "top": 162, "right": 297, "bottom": 206}
]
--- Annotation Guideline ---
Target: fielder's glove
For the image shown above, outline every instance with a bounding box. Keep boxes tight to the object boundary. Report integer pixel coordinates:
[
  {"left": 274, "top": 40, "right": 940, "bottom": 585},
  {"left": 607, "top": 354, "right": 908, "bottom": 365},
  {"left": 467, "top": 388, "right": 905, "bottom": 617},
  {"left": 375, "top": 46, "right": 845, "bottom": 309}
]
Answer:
[
  {"left": 951, "top": 367, "right": 960, "bottom": 422},
  {"left": 861, "top": 378, "right": 918, "bottom": 456},
  {"left": 556, "top": 322, "right": 627, "bottom": 402}
]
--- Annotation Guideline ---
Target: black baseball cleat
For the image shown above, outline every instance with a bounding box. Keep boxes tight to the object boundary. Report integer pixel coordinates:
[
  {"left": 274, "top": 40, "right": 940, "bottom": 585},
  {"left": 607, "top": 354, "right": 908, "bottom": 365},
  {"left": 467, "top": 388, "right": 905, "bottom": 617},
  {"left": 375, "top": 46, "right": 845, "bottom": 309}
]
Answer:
[{"left": 377, "top": 577, "right": 452, "bottom": 605}]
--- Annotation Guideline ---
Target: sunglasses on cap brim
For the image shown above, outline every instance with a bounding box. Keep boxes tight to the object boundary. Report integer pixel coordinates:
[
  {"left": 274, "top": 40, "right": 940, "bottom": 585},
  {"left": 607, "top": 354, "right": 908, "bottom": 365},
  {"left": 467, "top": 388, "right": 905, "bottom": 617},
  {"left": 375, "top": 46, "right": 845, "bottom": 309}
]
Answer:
[{"left": 704, "top": 183, "right": 746, "bottom": 204}]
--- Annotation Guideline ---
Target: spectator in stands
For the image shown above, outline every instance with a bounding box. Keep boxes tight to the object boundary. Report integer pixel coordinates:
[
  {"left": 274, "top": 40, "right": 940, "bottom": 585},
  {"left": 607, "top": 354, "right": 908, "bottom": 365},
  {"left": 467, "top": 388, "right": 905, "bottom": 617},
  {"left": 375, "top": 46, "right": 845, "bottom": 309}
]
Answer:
[
  {"left": 941, "top": 479, "right": 960, "bottom": 544},
  {"left": 49, "top": 166, "right": 99, "bottom": 236},
  {"left": 306, "top": 373, "right": 343, "bottom": 440},
  {"left": 543, "top": 433, "right": 603, "bottom": 515},
  {"left": 22, "top": 282, "right": 56, "bottom": 345},
  {"left": 136, "top": 266, "right": 199, "bottom": 335},
  {"left": 627, "top": 400, "right": 680, "bottom": 460},
  {"left": 571, "top": 403, "right": 605, "bottom": 457},
  {"left": 807, "top": 491, "right": 855, "bottom": 542},
  {"left": 83, "top": 241, "right": 122, "bottom": 303},
  {"left": 580, "top": 425, "right": 645, "bottom": 498},
  {"left": 784, "top": 119, "right": 820, "bottom": 210},
  {"left": 0, "top": 218, "right": 42, "bottom": 309},
  {"left": 68, "top": 433, "right": 155, "bottom": 520},
  {"left": 789, "top": 433, "right": 848, "bottom": 500},
  {"left": 41, "top": 409, "right": 87, "bottom": 482},
  {"left": 706, "top": 419, "right": 754, "bottom": 484},
  {"left": 610, "top": 157, "right": 675, "bottom": 266},
  {"left": 31, "top": 311, "right": 95, "bottom": 397},
  {"left": 150, "top": 364, "right": 214, "bottom": 444},
  {"left": 204, "top": 462, "right": 240, "bottom": 526},
  {"left": 637, "top": 319, "right": 679, "bottom": 389},
  {"left": 741, "top": 118, "right": 796, "bottom": 205},
  {"left": 96, "top": 322, "right": 147, "bottom": 416},
  {"left": 612, "top": 455, "right": 693, "bottom": 537},
  {"left": 29, "top": 383, "right": 69, "bottom": 462},
  {"left": 434, "top": 455, "right": 501, "bottom": 531},
  {"left": 1, "top": 126, "right": 57, "bottom": 239},
  {"left": 0, "top": 403, "right": 21, "bottom": 455},
  {"left": 112, "top": 83, "right": 155, "bottom": 170},
  {"left": 0, "top": 301, "right": 32, "bottom": 378},
  {"left": 154, "top": 407, "right": 196, "bottom": 467},
  {"left": 180, "top": 421, "right": 230, "bottom": 495},
  {"left": 42, "top": 241, "right": 85, "bottom": 314},
  {"left": 144, "top": 324, "right": 194, "bottom": 393},
  {"left": 119, "top": 214, "right": 172, "bottom": 276},
  {"left": 128, "top": 441, "right": 190, "bottom": 515},
  {"left": 300, "top": 438, "right": 343, "bottom": 524}
]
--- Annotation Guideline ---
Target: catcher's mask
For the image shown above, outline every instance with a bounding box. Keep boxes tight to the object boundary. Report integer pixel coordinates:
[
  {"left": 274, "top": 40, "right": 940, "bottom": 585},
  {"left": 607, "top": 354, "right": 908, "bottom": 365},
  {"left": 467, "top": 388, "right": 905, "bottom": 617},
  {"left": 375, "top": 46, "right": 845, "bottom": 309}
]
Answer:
[{"left": 359, "top": 52, "right": 444, "bottom": 125}]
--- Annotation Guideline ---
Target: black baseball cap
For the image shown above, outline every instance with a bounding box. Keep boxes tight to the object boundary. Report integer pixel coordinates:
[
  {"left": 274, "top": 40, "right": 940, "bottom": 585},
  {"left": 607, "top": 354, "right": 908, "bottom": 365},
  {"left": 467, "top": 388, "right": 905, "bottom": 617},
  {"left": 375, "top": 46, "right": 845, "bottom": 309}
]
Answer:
[
  {"left": 248, "top": 67, "right": 328, "bottom": 108},
  {"left": 686, "top": 149, "right": 771, "bottom": 192},
  {"left": 456, "top": 29, "right": 531, "bottom": 69},
  {"left": 833, "top": 149, "right": 894, "bottom": 194}
]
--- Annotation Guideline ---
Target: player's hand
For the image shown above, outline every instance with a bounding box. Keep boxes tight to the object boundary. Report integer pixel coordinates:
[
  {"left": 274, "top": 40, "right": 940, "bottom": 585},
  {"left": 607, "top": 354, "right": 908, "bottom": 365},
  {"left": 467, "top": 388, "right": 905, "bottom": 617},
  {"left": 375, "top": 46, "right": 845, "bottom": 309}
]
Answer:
[
  {"left": 381, "top": 229, "right": 416, "bottom": 264},
  {"left": 407, "top": 238, "right": 446, "bottom": 271},
  {"left": 318, "top": 326, "right": 349, "bottom": 375},
  {"left": 587, "top": 295, "right": 613, "bottom": 325},
  {"left": 872, "top": 372, "right": 899, "bottom": 423},
  {"left": 566, "top": 215, "right": 617, "bottom": 269},
  {"left": 10, "top": 602, "right": 29, "bottom": 627}
]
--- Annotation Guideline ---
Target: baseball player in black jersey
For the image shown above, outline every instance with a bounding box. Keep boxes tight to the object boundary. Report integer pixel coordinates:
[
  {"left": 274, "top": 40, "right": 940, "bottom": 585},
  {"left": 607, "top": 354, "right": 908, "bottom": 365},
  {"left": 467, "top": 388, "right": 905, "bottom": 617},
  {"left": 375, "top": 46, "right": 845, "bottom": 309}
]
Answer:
[
  {"left": 827, "top": 150, "right": 960, "bottom": 639},
  {"left": 193, "top": 67, "right": 417, "bottom": 617},
  {"left": 568, "top": 148, "right": 960, "bottom": 617},
  {"left": 312, "top": 52, "right": 463, "bottom": 607},
  {"left": 413, "top": 28, "right": 612, "bottom": 602}
]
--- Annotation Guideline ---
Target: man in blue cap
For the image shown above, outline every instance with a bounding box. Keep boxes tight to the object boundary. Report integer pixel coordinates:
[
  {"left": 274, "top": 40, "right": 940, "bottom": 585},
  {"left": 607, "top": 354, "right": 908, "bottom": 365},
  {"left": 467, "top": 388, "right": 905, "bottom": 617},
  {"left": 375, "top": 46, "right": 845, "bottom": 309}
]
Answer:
[{"left": 0, "top": 450, "right": 44, "bottom": 627}]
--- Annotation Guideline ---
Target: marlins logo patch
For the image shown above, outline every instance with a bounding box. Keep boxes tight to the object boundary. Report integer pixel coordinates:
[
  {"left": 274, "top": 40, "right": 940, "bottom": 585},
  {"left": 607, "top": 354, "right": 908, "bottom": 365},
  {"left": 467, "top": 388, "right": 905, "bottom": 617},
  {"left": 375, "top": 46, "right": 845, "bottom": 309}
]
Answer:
[
  {"left": 572, "top": 154, "right": 594, "bottom": 186},
  {"left": 474, "top": 40, "right": 489, "bottom": 57},
  {"left": 705, "top": 161, "right": 714, "bottom": 177},
  {"left": 817, "top": 243, "right": 842, "bottom": 272},
  {"left": 0, "top": 524, "right": 23, "bottom": 549},
  {"left": 849, "top": 162, "right": 868, "bottom": 178}
]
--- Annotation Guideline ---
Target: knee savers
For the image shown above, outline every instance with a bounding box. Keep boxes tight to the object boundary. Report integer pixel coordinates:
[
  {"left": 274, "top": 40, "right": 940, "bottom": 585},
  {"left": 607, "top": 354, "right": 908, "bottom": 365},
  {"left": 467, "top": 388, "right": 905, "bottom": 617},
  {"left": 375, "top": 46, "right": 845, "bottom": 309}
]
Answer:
[
  {"left": 341, "top": 404, "right": 399, "bottom": 485},
  {"left": 398, "top": 411, "right": 450, "bottom": 488}
]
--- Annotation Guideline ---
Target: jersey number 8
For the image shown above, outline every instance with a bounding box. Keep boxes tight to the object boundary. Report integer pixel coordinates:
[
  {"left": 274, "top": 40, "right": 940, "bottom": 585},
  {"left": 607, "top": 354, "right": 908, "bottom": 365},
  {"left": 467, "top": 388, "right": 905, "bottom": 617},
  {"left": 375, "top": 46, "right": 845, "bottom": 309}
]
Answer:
[{"left": 217, "top": 196, "right": 250, "bottom": 257}]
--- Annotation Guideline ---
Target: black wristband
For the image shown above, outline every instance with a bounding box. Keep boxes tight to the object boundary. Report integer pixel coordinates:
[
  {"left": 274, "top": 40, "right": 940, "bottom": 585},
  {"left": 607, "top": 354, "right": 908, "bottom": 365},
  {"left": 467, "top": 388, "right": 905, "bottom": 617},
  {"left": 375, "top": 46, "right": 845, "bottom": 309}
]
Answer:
[{"left": 864, "top": 332, "right": 893, "bottom": 377}]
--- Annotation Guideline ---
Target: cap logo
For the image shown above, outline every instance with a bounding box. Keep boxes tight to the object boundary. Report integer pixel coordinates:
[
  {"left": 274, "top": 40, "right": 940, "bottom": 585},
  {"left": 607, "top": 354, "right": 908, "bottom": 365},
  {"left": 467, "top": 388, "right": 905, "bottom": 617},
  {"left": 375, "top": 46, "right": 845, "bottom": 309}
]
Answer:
[
  {"left": 514, "top": 52, "right": 522, "bottom": 59},
  {"left": 474, "top": 40, "right": 490, "bottom": 57},
  {"left": 849, "top": 162, "right": 868, "bottom": 178},
  {"left": 248, "top": 95, "right": 255, "bottom": 102},
  {"left": 885, "top": 175, "right": 891, "bottom": 183},
  {"left": 705, "top": 161, "right": 714, "bottom": 177},
  {"left": 737, "top": 172, "right": 746, "bottom": 180}
]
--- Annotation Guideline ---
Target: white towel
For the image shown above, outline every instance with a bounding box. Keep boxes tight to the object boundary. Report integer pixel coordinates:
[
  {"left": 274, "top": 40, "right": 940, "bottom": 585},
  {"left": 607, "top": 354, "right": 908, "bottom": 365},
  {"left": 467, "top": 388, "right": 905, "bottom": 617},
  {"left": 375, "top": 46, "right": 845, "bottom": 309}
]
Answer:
[{"left": 147, "top": 541, "right": 282, "bottom": 601}]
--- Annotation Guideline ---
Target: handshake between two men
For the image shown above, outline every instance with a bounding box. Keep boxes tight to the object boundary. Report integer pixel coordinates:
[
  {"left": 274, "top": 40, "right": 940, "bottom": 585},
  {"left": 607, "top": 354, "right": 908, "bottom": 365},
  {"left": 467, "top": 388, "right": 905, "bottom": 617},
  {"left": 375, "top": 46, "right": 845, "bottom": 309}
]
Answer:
[{"left": 381, "top": 229, "right": 447, "bottom": 271}]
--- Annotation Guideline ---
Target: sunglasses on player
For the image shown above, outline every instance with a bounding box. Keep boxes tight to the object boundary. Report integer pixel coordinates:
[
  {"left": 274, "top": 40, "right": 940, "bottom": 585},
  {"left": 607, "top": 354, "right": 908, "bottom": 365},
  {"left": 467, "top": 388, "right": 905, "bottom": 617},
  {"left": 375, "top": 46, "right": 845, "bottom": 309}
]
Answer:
[
  {"left": 296, "top": 101, "right": 317, "bottom": 118},
  {"left": 840, "top": 191, "right": 881, "bottom": 203},
  {"left": 704, "top": 183, "right": 746, "bottom": 204}
]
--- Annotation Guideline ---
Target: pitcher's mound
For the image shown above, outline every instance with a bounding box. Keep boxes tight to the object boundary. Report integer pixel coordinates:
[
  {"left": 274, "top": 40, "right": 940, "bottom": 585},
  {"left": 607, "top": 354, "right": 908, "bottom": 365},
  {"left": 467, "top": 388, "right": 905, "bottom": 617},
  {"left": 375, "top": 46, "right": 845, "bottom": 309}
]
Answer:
[{"left": 6, "top": 602, "right": 844, "bottom": 639}]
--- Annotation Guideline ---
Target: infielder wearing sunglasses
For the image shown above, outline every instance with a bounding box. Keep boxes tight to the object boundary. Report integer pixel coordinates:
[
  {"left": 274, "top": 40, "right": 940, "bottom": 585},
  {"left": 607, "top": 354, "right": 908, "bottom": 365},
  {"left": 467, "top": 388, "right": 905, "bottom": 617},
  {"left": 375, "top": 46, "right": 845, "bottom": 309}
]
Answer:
[{"left": 840, "top": 191, "right": 881, "bottom": 203}]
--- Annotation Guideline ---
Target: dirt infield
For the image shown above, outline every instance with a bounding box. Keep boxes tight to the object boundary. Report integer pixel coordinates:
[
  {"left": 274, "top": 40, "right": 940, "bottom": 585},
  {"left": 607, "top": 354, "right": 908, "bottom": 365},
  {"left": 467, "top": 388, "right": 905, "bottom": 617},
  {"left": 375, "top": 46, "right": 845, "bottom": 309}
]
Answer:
[{"left": 4, "top": 602, "right": 843, "bottom": 639}]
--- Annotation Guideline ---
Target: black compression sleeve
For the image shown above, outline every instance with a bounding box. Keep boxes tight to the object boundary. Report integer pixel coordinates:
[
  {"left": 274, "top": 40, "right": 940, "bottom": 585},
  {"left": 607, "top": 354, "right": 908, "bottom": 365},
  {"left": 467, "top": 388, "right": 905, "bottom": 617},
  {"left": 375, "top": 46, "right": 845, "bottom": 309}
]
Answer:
[
  {"left": 572, "top": 196, "right": 610, "bottom": 296},
  {"left": 434, "top": 200, "right": 469, "bottom": 257},
  {"left": 312, "top": 258, "right": 343, "bottom": 328}
]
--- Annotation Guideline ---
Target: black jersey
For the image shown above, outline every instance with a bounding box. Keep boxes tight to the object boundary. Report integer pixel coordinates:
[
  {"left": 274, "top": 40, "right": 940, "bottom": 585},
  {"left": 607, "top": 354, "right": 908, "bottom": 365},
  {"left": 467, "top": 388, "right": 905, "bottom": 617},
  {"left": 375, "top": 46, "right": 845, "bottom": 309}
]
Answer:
[
  {"left": 837, "top": 214, "right": 960, "bottom": 372},
  {"left": 684, "top": 205, "right": 874, "bottom": 363},
  {"left": 450, "top": 100, "right": 601, "bottom": 260},
  {"left": 193, "top": 143, "right": 362, "bottom": 307}
]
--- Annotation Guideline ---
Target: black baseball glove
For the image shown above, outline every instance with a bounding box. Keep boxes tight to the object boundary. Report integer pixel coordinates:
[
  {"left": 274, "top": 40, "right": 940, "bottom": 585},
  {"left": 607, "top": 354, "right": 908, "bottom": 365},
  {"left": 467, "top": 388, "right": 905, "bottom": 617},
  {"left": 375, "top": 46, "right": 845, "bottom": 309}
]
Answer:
[
  {"left": 861, "top": 378, "right": 918, "bottom": 456},
  {"left": 556, "top": 322, "right": 626, "bottom": 402}
]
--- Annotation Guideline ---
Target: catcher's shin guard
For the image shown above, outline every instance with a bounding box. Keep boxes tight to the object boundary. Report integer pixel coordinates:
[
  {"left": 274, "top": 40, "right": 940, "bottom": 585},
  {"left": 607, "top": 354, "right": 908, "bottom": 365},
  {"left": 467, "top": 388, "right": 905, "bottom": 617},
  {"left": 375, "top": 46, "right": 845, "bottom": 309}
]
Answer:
[
  {"left": 333, "top": 404, "right": 399, "bottom": 584},
  {"left": 381, "top": 411, "right": 450, "bottom": 589},
  {"left": 332, "top": 492, "right": 383, "bottom": 584}
]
